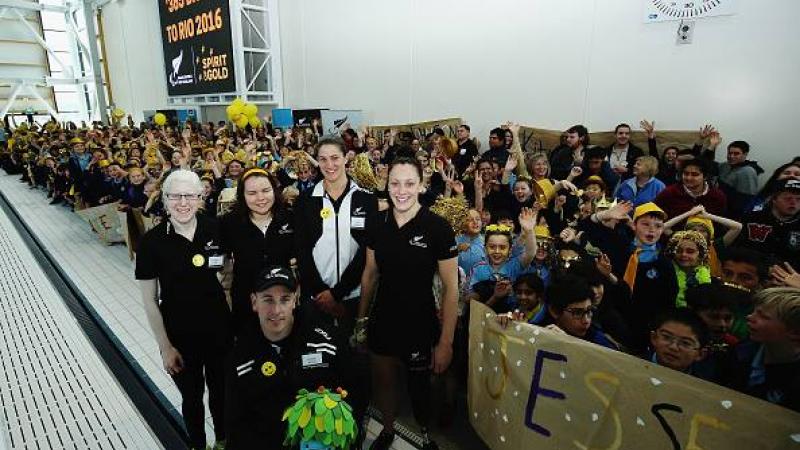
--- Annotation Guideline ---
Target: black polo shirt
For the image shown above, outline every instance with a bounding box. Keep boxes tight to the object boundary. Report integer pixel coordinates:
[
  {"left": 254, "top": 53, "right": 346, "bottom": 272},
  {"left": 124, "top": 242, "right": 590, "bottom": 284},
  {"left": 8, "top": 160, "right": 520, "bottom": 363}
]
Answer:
[
  {"left": 135, "top": 215, "right": 230, "bottom": 340},
  {"left": 366, "top": 207, "right": 458, "bottom": 353},
  {"left": 220, "top": 208, "right": 296, "bottom": 331}
]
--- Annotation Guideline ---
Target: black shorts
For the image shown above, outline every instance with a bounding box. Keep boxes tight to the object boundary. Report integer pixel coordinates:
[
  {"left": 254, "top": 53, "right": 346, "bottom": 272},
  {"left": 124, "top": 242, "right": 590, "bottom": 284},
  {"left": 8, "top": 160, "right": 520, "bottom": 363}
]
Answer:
[{"left": 367, "top": 313, "right": 438, "bottom": 370}]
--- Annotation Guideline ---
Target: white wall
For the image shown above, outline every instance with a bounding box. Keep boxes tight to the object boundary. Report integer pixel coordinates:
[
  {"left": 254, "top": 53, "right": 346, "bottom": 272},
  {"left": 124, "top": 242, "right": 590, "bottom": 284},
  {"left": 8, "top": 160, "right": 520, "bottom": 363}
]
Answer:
[
  {"left": 100, "top": 0, "right": 169, "bottom": 121},
  {"left": 279, "top": 0, "right": 800, "bottom": 175}
]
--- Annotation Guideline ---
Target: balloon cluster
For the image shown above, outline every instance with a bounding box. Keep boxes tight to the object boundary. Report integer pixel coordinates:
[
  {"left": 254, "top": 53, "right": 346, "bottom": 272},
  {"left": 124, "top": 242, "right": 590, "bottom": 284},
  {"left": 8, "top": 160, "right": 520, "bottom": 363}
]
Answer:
[{"left": 226, "top": 98, "right": 261, "bottom": 129}]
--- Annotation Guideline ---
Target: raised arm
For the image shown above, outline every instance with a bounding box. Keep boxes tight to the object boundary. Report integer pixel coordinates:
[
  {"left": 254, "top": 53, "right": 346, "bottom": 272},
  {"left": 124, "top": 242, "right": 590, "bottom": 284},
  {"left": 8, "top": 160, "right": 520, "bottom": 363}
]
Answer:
[
  {"left": 703, "top": 211, "right": 743, "bottom": 246},
  {"left": 517, "top": 207, "right": 539, "bottom": 268},
  {"left": 663, "top": 205, "right": 706, "bottom": 234}
]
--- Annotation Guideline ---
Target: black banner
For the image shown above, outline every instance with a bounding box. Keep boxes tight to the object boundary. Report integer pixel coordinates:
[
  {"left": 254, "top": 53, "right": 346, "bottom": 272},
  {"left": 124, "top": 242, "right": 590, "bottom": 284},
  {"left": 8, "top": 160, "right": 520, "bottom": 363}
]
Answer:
[{"left": 158, "top": 0, "right": 236, "bottom": 96}]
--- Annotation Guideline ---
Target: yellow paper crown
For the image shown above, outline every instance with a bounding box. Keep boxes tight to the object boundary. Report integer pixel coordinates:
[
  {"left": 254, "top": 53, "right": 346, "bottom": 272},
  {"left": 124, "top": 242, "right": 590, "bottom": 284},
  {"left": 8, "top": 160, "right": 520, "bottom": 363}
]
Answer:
[
  {"left": 595, "top": 195, "right": 618, "bottom": 210},
  {"left": 485, "top": 224, "right": 513, "bottom": 233}
]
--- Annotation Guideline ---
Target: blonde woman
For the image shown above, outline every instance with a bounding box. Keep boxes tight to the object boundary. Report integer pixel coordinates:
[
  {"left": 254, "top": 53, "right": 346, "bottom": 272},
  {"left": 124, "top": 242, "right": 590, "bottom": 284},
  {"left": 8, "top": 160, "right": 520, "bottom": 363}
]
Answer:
[{"left": 615, "top": 155, "right": 665, "bottom": 207}]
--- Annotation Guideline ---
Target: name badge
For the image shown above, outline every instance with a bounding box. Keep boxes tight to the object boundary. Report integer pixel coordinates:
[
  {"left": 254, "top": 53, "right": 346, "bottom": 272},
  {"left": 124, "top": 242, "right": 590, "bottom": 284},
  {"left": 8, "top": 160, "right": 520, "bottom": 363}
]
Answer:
[
  {"left": 351, "top": 217, "right": 365, "bottom": 229},
  {"left": 302, "top": 352, "right": 323, "bottom": 367},
  {"left": 208, "top": 255, "right": 224, "bottom": 268}
]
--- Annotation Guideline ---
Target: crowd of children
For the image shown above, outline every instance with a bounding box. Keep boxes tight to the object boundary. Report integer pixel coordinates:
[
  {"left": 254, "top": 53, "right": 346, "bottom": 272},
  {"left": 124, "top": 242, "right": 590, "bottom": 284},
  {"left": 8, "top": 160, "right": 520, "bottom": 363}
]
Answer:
[{"left": 1, "top": 114, "right": 798, "bottom": 450}]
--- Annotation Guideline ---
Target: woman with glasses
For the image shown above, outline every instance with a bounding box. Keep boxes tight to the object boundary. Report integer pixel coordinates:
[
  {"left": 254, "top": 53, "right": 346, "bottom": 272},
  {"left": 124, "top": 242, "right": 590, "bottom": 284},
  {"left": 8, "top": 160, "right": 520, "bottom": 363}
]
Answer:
[
  {"left": 136, "top": 169, "right": 231, "bottom": 450},
  {"left": 220, "top": 167, "right": 295, "bottom": 336},
  {"left": 531, "top": 274, "right": 618, "bottom": 349}
]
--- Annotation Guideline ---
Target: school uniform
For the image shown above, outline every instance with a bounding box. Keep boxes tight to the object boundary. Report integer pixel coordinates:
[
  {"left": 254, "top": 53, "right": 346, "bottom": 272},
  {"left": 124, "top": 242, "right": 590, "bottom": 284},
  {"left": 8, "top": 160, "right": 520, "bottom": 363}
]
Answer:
[{"left": 135, "top": 216, "right": 232, "bottom": 449}]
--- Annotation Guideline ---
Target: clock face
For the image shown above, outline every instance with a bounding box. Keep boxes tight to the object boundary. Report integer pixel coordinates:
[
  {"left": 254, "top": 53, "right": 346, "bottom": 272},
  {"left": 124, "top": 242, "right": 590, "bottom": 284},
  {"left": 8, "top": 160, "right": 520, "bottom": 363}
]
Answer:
[{"left": 644, "top": 0, "right": 737, "bottom": 23}]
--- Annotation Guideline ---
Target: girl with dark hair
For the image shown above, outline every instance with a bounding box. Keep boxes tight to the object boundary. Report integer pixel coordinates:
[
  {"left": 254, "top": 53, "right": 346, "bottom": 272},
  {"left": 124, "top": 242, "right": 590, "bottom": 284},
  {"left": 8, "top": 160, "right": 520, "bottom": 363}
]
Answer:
[
  {"left": 220, "top": 167, "right": 295, "bottom": 335},
  {"left": 358, "top": 156, "right": 458, "bottom": 450}
]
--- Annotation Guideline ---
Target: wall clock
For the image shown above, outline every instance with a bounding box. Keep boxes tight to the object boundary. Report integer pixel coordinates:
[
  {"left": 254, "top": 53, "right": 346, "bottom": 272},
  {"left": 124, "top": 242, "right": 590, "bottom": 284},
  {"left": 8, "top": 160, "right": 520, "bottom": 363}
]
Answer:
[{"left": 644, "top": 0, "right": 738, "bottom": 23}]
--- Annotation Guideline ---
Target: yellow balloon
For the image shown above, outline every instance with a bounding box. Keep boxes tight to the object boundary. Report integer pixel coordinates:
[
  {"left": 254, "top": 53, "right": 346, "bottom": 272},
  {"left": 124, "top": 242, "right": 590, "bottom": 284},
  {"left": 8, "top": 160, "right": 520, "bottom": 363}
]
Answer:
[
  {"left": 112, "top": 108, "right": 125, "bottom": 119},
  {"left": 154, "top": 113, "right": 167, "bottom": 126},
  {"left": 235, "top": 114, "right": 249, "bottom": 128},
  {"left": 243, "top": 103, "right": 258, "bottom": 118},
  {"left": 248, "top": 116, "right": 261, "bottom": 128},
  {"left": 226, "top": 105, "right": 238, "bottom": 120},
  {"left": 228, "top": 102, "right": 243, "bottom": 118}
]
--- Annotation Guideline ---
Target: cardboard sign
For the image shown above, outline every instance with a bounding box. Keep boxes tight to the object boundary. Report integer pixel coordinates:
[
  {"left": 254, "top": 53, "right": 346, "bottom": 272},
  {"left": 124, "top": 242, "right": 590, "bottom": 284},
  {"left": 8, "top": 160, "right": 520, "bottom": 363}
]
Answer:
[
  {"left": 468, "top": 301, "right": 800, "bottom": 450},
  {"left": 75, "top": 202, "right": 125, "bottom": 245},
  {"left": 517, "top": 126, "right": 703, "bottom": 157},
  {"left": 369, "top": 118, "right": 463, "bottom": 144}
]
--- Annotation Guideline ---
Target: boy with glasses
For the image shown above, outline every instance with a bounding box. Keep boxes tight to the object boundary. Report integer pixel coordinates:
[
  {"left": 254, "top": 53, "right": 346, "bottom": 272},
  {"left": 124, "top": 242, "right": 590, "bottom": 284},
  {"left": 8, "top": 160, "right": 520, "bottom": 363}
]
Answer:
[
  {"left": 531, "top": 274, "right": 618, "bottom": 349},
  {"left": 649, "top": 308, "right": 710, "bottom": 377}
]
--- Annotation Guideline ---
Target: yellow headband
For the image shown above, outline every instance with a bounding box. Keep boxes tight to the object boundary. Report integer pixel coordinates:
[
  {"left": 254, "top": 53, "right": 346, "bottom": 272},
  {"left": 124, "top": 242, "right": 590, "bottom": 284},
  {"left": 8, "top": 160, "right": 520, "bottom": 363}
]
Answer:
[{"left": 241, "top": 167, "right": 269, "bottom": 181}]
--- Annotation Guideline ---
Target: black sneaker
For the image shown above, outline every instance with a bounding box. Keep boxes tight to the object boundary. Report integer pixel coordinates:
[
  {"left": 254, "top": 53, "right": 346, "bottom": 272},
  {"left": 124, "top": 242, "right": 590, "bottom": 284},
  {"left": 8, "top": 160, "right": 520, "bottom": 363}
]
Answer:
[{"left": 369, "top": 431, "right": 395, "bottom": 450}]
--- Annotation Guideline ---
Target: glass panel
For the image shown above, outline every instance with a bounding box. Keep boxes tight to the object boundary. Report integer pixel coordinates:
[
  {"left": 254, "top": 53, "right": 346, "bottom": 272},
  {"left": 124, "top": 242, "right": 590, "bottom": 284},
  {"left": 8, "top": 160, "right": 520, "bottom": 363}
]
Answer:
[
  {"left": 55, "top": 91, "right": 81, "bottom": 113},
  {"left": 242, "top": 10, "right": 266, "bottom": 47},
  {"left": 43, "top": 30, "right": 72, "bottom": 52},
  {"left": 245, "top": 52, "right": 270, "bottom": 92},
  {"left": 40, "top": 10, "right": 67, "bottom": 30},
  {"left": 47, "top": 53, "right": 74, "bottom": 73}
]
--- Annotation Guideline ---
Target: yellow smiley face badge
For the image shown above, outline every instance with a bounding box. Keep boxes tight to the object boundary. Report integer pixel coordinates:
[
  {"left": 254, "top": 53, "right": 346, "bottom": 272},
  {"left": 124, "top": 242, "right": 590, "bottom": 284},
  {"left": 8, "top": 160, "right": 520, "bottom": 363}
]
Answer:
[
  {"left": 261, "top": 361, "right": 277, "bottom": 377},
  {"left": 192, "top": 254, "right": 205, "bottom": 267},
  {"left": 320, "top": 207, "right": 333, "bottom": 220}
]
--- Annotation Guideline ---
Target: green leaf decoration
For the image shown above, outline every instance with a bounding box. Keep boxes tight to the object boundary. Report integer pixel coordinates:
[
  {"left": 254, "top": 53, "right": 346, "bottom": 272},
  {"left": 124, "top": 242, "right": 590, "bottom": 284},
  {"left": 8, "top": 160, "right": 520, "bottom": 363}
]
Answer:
[
  {"left": 323, "top": 394, "right": 338, "bottom": 409},
  {"left": 323, "top": 433, "right": 333, "bottom": 445},
  {"left": 329, "top": 393, "right": 341, "bottom": 402},
  {"left": 332, "top": 406, "right": 342, "bottom": 419},
  {"left": 303, "top": 420, "right": 316, "bottom": 441},
  {"left": 335, "top": 417, "right": 344, "bottom": 435},
  {"left": 293, "top": 397, "right": 307, "bottom": 411},
  {"left": 324, "top": 410, "right": 334, "bottom": 433},
  {"left": 314, "top": 398, "right": 327, "bottom": 416},
  {"left": 342, "top": 407, "right": 353, "bottom": 424},
  {"left": 298, "top": 388, "right": 309, "bottom": 396},
  {"left": 315, "top": 415, "right": 326, "bottom": 433},
  {"left": 288, "top": 420, "right": 298, "bottom": 437},
  {"left": 298, "top": 406, "right": 312, "bottom": 428}
]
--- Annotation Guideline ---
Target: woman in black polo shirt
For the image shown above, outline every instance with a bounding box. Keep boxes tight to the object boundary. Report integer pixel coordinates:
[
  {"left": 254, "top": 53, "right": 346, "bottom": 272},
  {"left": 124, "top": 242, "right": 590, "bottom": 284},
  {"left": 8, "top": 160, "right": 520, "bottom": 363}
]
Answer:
[
  {"left": 220, "top": 167, "right": 295, "bottom": 336},
  {"left": 358, "top": 157, "right": 459, "bottom": 450},
  {"left": 136, "top": 169, "right": 230, "bottom": 450}
]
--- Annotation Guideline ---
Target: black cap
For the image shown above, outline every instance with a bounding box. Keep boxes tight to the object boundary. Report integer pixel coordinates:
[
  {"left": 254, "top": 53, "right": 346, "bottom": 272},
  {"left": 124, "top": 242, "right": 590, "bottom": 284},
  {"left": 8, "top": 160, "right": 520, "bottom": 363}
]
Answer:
[
  {"left": 775, "top": 178, "right": 800, "bottom": 194},
  {"left": 253, "top": 266, "right": 297, "bottom": 292}
]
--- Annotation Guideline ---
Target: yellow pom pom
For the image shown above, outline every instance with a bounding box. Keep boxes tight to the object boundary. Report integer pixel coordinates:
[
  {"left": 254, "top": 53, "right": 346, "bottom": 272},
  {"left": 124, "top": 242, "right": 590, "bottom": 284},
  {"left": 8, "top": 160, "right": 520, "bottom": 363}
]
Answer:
[
  {"left": 248, "top": 116, "right": 261, "bottom": 128},
  {"left": 112, "top": 108, "right": 125, "bottom": 119},
  {"left": 243, "top": 103, "right": 258, "bottom": 118},
  {"left": 154, "top": 113, "right": 167, "bottom": 126},
  {"left": 235, "top": 114, "right": 249, "bottom": 129}
]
